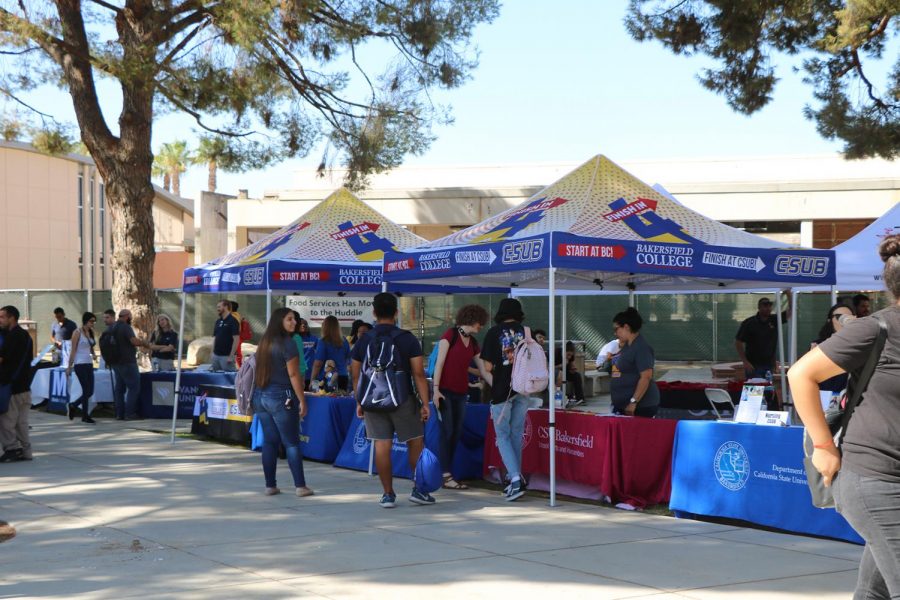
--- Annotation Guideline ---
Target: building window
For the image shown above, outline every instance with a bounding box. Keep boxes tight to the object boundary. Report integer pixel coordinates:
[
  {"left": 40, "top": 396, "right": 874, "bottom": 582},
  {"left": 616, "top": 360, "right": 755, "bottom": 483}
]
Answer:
[
  {"left": 99, "top": 183, "right": 106, "bottom": 288},
  {"left": 89, "top": 173, "right": 96, "bottom": 289},
  {"left": 77, "top": 172, "right": 84, "bottom": 288}
]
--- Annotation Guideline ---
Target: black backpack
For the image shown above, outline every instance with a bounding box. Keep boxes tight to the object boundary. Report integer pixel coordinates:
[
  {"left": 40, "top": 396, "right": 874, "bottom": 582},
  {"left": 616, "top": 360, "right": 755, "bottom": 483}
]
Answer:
[
  {"left": 357, "top": 329, "right": 413, "bottom": 413},
  {"left": 99, "top": 325, "right": 122, "bottom": 366}
]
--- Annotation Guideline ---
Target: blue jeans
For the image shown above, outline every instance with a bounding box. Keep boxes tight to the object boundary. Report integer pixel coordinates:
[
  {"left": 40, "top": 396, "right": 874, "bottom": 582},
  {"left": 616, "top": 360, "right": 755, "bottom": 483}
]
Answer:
[
  {"left": 490, "top": 394, "right": 530, "bottom": 479},
  {"left": 112, "top": 363, "right": 140, "bottom": 418},
  {"left": 72, "top": 363, "right": 94, "bottom": 415},
  {"left": 253, "top": 385, "right": 306, "bottom": 489},
  {"left": 834, "top": 468, "right": 900, "bottom": 599},
  {"left": 438, "top": 389, "right": 468, "bottom": 473}
]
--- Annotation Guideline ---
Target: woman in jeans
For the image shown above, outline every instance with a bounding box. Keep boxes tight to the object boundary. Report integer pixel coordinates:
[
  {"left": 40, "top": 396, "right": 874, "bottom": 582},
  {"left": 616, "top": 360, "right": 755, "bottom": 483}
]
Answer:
[
  {"left": 66, "top": 312, "right": 96, "bottom": 424},
  {"left": 790, "top": 234, "right": 900, "bottom": 599},
  {"left": 480, "top": 298, "right": 530, "bottom": 502},
  {"left": 432, "top": 304, "right": 489, "bottom": 490},
  {"left": 253, "top": 308, "right": 313, "bottom": 497}
]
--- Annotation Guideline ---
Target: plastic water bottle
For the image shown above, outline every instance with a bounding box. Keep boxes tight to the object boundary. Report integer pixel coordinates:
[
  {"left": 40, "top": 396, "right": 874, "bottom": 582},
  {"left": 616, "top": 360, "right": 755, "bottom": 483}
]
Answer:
[{"left": 554, "top": 387, "right": 564, "bottom": 409}]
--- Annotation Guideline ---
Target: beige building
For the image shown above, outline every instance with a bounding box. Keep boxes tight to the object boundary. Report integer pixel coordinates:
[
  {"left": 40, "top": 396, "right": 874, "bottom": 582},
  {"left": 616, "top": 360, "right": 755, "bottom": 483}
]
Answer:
[
  {"left": 214, "top": 154, "right": 898, "bottom": 254},
  {"left": 0, "top": 140, "right": 194, "bottom": 291}
]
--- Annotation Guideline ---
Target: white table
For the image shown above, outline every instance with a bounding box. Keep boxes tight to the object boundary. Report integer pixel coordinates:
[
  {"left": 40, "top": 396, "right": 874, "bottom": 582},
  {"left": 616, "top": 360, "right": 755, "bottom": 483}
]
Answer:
[{"left": 31, "top": 367, "right": 115, "bottom": 411}]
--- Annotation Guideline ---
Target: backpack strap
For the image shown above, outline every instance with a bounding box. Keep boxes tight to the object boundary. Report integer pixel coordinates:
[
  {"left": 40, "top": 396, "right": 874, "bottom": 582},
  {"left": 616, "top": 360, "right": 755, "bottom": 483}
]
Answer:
[{"left": 837, "top": 314, "right": 888, "bottom": 446}]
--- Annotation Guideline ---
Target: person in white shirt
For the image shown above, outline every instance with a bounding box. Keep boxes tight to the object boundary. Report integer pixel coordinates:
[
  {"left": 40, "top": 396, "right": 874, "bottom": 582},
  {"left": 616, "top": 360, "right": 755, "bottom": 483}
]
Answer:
[{"left": 596, "top": 339, "right": 621, "bottom": 370}]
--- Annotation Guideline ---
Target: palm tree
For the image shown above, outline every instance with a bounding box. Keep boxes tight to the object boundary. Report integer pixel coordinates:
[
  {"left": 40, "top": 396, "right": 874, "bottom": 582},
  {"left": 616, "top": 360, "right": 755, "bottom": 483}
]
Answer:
[
  {"left": 192, "top": 136, "right": 228, "bottom": 193},
  {"left": 153, "top": 140, "right": 191, "bottom": 196}
]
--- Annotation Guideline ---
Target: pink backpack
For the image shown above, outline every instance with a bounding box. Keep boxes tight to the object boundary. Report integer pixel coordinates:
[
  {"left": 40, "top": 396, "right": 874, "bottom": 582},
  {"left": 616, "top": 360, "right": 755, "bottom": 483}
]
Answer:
[{"left": 510, "top": 327, "right": 549, "bottom": 396}]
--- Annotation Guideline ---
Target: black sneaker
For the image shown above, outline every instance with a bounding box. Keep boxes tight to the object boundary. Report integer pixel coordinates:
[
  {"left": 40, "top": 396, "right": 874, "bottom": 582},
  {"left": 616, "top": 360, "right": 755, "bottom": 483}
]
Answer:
[
  {"left": 67, "top": 403, "right": 75, "bottom": 420},
  {"left": 81, "top": 416, "right": 96, "bottom": 424},
  {"left": 409, "top": 488, "right": 436, "bottom": 505},
  {"left": 0, "top": 449, "right": 23, "bottom": 463},
  {"left": 505, "top": 479, "right": 525, "bottom": 502},
  {"left": 379, "top": 492, "right": 397, "bottom": 508}
]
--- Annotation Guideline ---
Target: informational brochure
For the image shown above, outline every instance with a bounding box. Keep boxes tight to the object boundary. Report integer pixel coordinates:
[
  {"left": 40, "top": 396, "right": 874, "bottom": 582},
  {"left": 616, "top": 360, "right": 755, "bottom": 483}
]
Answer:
[{"left": 735, "top": 385, "right": 764, "bottom": 424}]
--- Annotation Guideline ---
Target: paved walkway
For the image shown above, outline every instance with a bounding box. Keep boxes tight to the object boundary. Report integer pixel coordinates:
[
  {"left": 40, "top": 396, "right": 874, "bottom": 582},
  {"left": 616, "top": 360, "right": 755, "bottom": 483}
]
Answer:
[{"left": 2, "top": 412, "right": 862, "bottom": 599}]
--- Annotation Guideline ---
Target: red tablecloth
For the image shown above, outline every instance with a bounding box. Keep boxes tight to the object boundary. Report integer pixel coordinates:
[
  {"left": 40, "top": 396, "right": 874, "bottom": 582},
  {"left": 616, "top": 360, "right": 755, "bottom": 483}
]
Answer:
[{"left": 484, "top": 410, "right": 678, "bottom": 508}]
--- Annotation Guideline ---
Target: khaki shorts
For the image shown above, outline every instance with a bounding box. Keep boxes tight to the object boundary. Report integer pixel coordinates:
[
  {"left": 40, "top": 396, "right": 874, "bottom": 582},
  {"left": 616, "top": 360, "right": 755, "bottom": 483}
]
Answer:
[{"left": 363, "top": 399, "right": 424, "bottom": 443}]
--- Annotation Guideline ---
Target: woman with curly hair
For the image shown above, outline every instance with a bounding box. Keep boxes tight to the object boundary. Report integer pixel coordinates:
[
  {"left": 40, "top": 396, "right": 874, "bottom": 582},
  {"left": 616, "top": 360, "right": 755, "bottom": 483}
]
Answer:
[{"left": 431, "top": 304, "right": 489, "bottom": 490}]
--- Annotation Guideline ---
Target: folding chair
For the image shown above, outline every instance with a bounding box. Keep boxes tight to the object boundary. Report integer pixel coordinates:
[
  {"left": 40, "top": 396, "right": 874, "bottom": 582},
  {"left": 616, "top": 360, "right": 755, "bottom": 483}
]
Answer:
[{"left": 704, "top": 388, "right": 735, "bottom": 421}]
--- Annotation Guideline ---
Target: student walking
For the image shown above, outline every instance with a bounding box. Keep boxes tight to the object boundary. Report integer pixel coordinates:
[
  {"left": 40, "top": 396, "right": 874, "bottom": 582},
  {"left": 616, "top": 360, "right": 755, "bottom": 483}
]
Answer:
[{"left": 66, "top": 312, "right": 97, "bottom": 424}]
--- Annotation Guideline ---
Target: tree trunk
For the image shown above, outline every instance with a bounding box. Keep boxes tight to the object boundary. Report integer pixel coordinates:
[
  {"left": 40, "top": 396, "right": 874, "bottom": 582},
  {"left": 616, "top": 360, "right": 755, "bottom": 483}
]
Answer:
[
  {"left": 104, "top": 173, "right": 158, "bottom": 339},
  {"left": 208, "top": 159, "right": 217, "bottom": 193},
  {"left": 172, "top": 171, "right": 181, "bottom": 197},
  {"left": 163, "top": 172, "right": 171, "bottom": 192}
]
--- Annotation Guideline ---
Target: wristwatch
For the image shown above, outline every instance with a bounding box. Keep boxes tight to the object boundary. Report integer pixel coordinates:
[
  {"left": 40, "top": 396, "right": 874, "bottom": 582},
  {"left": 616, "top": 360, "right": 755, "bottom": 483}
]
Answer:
[{"left": 629, "top": 397, "right": 638, "bottom": 404}]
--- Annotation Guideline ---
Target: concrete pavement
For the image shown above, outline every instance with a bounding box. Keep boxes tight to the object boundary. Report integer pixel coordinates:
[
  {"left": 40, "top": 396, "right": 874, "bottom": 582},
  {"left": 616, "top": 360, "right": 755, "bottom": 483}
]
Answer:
[{"left": 1, "top": 412, "right": 862, "bottom": 599}]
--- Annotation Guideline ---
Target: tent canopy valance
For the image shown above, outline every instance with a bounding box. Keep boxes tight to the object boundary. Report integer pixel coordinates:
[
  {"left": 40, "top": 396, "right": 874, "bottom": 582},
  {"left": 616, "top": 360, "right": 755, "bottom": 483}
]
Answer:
[
  {"left": 182, "top": 187, "right": 507, "bottom": 296},
  {"left": 382, "top": 155, "right": 836, "bottom": 290}
]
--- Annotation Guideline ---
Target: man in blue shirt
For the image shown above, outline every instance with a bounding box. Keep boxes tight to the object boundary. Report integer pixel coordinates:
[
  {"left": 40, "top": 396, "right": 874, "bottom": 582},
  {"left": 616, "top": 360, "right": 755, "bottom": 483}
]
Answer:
[
  {"left": 350, "top": 293, "right": 432, "bottom": 508},
  {"left": 211, "top": 300, "right": 239, "bottom": 372}
]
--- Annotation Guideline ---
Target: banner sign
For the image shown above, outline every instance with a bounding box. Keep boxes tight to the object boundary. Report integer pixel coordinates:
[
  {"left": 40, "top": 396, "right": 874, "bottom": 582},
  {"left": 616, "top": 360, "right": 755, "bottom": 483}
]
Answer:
[{"left": 286, "top": 296, "right": 374, "bottom": 326}]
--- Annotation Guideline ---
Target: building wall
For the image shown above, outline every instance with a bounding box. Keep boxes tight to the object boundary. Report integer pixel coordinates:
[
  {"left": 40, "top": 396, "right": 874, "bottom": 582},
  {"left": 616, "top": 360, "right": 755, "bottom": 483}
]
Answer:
[
  {"left": 223, "top": 154, "right": 898, "bottom": 251},
  {"left": 0, "top": 141, "right": 194, "bottom": 290}
]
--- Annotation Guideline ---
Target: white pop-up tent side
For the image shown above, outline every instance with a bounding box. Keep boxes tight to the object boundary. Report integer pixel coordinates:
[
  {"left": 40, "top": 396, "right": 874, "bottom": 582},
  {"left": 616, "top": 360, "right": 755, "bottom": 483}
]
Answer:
[
  {"left": 829, "top": 202, "right": 900, "bottom": 292},
  {"left": 171, "top": 188, "right": 506, "bottom": 441},
  {"left": 383, "top": 154, "right": 837, "bottom": 506}
]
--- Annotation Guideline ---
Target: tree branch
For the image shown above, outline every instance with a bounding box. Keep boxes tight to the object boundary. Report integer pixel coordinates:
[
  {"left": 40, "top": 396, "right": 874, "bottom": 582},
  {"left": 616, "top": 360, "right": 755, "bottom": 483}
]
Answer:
[
  {"left": 86, "top": 0, "right": 124, "bottom": 13},
  {"left": 851, "top": 49, "right": 898, "bottom": 110},
  {"left": 0, "top": 86, "right": 57, "bottom": 120},
  {"left": 156, "top": 82, "right": 256, "bottom": 138}
]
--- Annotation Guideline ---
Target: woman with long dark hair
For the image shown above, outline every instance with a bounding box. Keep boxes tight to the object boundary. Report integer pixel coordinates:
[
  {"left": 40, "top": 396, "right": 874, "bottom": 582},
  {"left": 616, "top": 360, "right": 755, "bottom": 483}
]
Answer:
[
  {"left": 790, "top": 234, "right": 900, "bottom": 598},
  {"left": 66, "top": 312, "right": 97, "bottom": 423},
  {"left": 253, "top": 308, "right": 312, "bottom": 497},
  {"left": 309, "top": 315, "right": 351, "bottom": 391}
]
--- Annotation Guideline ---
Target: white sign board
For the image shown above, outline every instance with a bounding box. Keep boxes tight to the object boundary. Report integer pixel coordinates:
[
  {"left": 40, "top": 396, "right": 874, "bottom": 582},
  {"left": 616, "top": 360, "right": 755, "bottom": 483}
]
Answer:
[
  {"left": 756, "top": 410, "right": 791, "bottom": 427},
  {"left": 735, "top": 385, "right": 764, "bottom": 424},
  {"left": 285, "top": 296, "right": 373, "bottom": 326}
]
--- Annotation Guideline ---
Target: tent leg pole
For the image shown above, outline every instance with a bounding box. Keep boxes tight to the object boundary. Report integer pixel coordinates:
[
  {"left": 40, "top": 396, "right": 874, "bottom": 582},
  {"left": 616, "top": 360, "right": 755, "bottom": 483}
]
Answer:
[
  {"left": 831, "top": 286, "right": 838, "bottom": 306},
  {"left": 265, "top": 289, "right": 272, "bottom": 317},
  {"left": 548, "top": 267, "right": 557, "bottom": 508},
  {"left": 775, "top": 291, "right": 788, "bottom": 413},
  {"left": 561, "top": 296, "right": 567, "bottom": 401},
  {"left": 170, "top": 292, "right": 187, "bottom": 444},
  {"left": 790, "top": 290, "right": 799, "bottom": 366},
  {"left": 368, "top": 442, "right": 375, "bottom": 476},
  {"left": 628, "top": 289, "right": 635, "bottom": 308}
]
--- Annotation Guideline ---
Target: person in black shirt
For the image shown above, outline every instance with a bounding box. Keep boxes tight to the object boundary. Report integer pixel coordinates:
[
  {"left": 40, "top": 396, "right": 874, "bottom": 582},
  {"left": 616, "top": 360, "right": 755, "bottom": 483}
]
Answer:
[
  {"left": 149, "top": 314, "right": 178, "bottom": 371},
  {"left": 790, "top": 234, "right": 900, "bottom": 599},
  {"left": 51, "top": 307, "right": 77, "bottom": 366},
  {"left": 480, "top": 298, "right": 530, "bottom": 502},
  {"left": 0, "top": 306, "right": 34, "bottom": 463},
  {"left": 734, "top": 296, "right": 790, "bottom": 379},
  {"left": 211, "top": 300, "right": 239, "bottom": 371},
  {"left": 810, "top": 303, "right": 854, "bottom": 394}
]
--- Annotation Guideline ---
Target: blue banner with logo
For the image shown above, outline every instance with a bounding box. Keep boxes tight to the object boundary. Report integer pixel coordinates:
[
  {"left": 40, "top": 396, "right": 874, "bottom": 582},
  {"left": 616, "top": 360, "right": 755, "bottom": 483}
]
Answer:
[
  {"left": 670, "top": 421, "right": 861, "bottom": 543},
  {"left": 383, "top": 232, "right": 836, "bottom": 288},
  {"left": 552, "top": 233, "right": 835, "bottom": 286},
  {"left": 300, "top": 395, "right": 358, "bottom": 462},
  {"left": 384, "top": 234, "right": 552, "bottom": 282},
  {"left": 142, "top": 371, "right": 235, "bottom": 419}
]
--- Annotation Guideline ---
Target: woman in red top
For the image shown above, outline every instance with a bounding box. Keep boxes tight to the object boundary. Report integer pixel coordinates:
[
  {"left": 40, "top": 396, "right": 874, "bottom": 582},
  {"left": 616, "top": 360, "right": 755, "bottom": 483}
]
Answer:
[{"left": 432, "top": 304, "right": 489, "bottom": 490}]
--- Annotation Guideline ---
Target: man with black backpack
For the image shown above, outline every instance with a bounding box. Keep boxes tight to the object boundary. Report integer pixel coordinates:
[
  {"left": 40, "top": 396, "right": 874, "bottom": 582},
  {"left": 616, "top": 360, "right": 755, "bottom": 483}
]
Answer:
[{"left": 350, "top": 292, "right": 433, "bottom": 508}]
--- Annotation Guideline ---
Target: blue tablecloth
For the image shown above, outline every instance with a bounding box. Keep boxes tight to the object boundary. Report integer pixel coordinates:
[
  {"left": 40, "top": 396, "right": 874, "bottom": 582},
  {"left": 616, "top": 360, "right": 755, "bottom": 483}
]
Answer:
[
  {"left": 670, "top": 421, "right": 863, "bottom": 544},
  {"left": 300, "top": 395, "right": 358, "bottom": 462},
  {"left": 333, "top": 402, "right": 490, "bottom": 481},
  {"left": 141, "top": 371, "right": 236, "bottom": 419}
]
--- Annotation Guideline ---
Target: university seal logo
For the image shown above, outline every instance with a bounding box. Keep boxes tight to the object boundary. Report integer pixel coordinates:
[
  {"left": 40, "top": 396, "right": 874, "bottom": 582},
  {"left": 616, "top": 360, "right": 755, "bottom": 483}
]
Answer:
[
  {"left": 352, "top": 421, "right": 370, "bottom": 454},
  {"left": 713, "top": 441, "right": 750, "bottom": 491}
]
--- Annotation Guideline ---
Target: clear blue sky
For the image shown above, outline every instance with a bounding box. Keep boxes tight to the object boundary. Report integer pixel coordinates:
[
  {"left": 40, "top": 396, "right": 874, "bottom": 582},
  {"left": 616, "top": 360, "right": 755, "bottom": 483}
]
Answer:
[{"left": 18, "top": 1, "right": 862, "bottom": 201}]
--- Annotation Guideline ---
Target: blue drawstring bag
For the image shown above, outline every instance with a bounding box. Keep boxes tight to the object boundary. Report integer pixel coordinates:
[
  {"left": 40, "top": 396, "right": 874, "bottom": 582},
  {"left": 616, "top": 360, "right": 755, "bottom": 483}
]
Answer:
[
  {"left": 414, "top": 444, "right": 442, "bottom": 494},
  {"left": 250, "top": 414, "right": 264, "bottom": 451}
]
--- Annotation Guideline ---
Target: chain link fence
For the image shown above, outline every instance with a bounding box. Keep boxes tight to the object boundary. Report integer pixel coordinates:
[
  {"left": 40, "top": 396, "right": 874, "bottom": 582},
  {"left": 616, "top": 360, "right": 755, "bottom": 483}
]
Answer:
[{"left": 1, "top": 288, "right": 890, "bottom": 363}]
